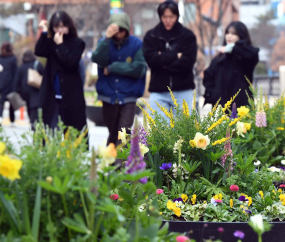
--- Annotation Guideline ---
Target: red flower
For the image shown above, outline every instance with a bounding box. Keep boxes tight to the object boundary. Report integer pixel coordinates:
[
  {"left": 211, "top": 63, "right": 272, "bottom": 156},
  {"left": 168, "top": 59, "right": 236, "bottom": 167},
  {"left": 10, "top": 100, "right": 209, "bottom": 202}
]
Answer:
[
  {"left": 230, "top": 185, "right": 239, "bottom": 192},
  {"left": 279, "top": 184, "right": 285, "bottom": 188},
  {"left": 176, "top": 235, "right": 190, "bottom": 242},
  {"left": 156, "top": 189, "right": 164, "bottom": 195},
  {"left": 110, "top": 194, "right": 119, "bottom": 200}
]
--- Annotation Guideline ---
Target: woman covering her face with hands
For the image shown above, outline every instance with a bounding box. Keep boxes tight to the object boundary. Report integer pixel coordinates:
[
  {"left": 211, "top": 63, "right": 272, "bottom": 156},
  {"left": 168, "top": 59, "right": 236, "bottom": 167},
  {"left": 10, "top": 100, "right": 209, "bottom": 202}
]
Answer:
[{"left": 35, "top": 11, "right": 87, "bottom": 134}]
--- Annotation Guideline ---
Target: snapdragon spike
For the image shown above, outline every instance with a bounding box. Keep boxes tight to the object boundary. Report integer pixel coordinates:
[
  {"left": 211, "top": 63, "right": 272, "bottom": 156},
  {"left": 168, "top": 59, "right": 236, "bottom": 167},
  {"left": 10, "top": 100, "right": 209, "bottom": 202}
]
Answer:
[
  {"left": 230, "top": 103, "right": 238, "bottom": 119},
  {"left": 255, "top": 111, "right": 267, "bottom": 127},
  {"left": 221, "top": 128, "right": 232, "bottom": 167},
  {"left": 139, "top": 125, "right": 148, "bottom": 146}
]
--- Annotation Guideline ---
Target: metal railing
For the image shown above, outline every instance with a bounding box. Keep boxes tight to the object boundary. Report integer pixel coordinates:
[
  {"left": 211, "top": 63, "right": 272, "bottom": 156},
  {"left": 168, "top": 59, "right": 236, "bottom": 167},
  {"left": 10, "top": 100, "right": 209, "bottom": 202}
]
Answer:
[{"left": 195, "top": 75, "right": 280, "bottom": 96}]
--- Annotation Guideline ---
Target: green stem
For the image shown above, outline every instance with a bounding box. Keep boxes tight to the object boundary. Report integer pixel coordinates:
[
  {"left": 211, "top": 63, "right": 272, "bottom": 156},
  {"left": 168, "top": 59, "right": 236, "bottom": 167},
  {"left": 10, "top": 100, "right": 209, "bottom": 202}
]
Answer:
[
  {"left": 89, "top": 202, "right": 95, "bottom": 242},
  {"left": 132, "top": 182, "right": 138, "bottom": 197},
  {"left": 94, "top": 212, "right": 104, "bottom": 241},
  {"left": 47, "top": 192, "right": 52, "bottom": 222},
  {"left": 258, "top": 234, "right": 262, "bottom": 242},
  {"left": 62, "top": 194, "right": 72, "bottom": 240},
  {"left": 275, "top": 136, "right": 279, "bottom": 155},
  {"left": 0, "top": 208, "right": 3, "bottom": 227},
  {"left": 135, "top": 209, "right": 139, "bottom": 242},
  {"left": 80, "top": 191, "right": 90, "bottom": 228}
]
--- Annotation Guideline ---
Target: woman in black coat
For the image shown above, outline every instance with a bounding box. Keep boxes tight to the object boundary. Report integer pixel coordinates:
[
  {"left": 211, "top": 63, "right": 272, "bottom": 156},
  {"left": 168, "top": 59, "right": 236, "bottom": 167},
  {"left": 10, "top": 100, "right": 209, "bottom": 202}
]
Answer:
[
  {"left": 35, "top": 11, "right": 87, "bottom": 132},
  {"left": 203, "top": 21, "right": 259, "bottom": 108},
  {"left": 14, "top": 50, "right": 44, "bottom": 129},
  {"left": 0, "top": 43, "right": 17, "bottom": 125}
]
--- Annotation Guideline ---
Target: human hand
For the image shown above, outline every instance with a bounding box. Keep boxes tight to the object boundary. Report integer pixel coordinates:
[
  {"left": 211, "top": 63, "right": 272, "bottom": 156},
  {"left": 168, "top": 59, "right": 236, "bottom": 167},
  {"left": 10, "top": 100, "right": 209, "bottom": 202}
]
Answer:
[
  {"left": 104, "top": 67, "right": 109, "bottom": 76},
  {"left": 106, "top": 24, "right": 119, "bottom": 38},
  {"left": 54, "top": 32, "right": 63, "bottom": 45},
  {"left": 219, "top": 46, "right": 226, "bottom": 54},
  {"left": 177, "top": 53, "right": 182, "bottom": 59},
  {"left": 39, "top": 20, "right": 48, "bottom": 32}
]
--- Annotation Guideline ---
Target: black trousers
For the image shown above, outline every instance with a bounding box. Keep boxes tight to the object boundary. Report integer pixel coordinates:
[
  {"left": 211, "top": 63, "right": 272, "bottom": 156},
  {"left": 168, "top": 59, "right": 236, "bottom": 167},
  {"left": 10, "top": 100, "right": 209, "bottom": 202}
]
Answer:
[
  {"left": 0, "top": 92, "right": 15, "bottom": 123},
  {"left": 27, "top": 107, "right": 38, "bottom": 131},
  {"left": 102, "top": 102, "right": 136, "bottom": 145}
]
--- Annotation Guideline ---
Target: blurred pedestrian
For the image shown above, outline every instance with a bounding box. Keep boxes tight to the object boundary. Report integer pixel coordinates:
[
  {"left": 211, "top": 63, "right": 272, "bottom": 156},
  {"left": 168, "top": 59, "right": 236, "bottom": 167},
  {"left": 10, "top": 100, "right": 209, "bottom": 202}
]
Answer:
[
  {"left": 14, "top": 50, "right": 44, "bottom": 130},
  {"left": 0, "top": 42, "right": 17, "bottom": 125},
  {"left": 143, "top": 0, "right": 197, "bottom": 117},
  {"left": 35, "top": 11, "right": 87, "bottom": 133},
  {"left": 203, "top": 21, "right": 259, "bottom": 108},
  {"left": 92, "top": 13, "right": 146, "bottom": 145}
]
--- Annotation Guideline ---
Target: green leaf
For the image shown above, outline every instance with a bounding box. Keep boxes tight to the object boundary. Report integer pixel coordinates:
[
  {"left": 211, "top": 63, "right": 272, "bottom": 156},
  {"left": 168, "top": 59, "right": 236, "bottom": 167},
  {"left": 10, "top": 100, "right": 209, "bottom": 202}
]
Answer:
[
  {"left": 154, "top": 152, "right": 162, "bottom": 188},
  {"left": 62, "top": 215, "right": 91, "bottom": 234},
  {"left": 32, "top": 168, "right": 42, "bottom": 240},
  {"left": 38, "top": 181, "right": 61, "bottom": 194}
]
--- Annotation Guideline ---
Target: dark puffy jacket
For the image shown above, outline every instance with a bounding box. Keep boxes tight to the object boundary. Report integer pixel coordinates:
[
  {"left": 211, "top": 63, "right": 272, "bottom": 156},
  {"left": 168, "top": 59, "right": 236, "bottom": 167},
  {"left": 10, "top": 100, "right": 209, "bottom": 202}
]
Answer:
[
  {"left": 143, "top": 21, "right": 197, "bottom": 92},
  {"left": 0, "top": 55, "right": 17, "bottom": 94}
]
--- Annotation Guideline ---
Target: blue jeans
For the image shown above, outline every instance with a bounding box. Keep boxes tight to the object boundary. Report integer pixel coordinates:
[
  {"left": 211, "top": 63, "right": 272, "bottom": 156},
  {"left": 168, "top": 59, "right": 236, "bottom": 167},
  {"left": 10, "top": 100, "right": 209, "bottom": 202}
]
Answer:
[{"left": 149, "top": 89, "right": 194, "bottom": 119}]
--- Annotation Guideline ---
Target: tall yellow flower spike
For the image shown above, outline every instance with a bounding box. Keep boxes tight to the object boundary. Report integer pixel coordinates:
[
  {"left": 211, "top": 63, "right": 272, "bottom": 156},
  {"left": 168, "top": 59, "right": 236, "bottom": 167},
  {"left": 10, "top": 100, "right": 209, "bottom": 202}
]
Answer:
[
  {"left": 212, "top": 137, "right": 230, "bottom": 146},
  {"left": 222, "top": 89, "right": 240, "bottom": 113},
  {"left": 155, "top": 101, "right": 171, "bottom": 119},
  {"left": 170, "top": 107, "right": 175, "bottom": 128},
  {"left": 137, "top": 105, "right": 155, "bottom": 126},
  {"left": 192, "top": 90, "right": 197, "bottom": 111},
  {"left": 140, "top": 98, "right": 155, "bottom": 115},
  {"left": 168, "top": 87, "right": 178, "bottom": 107},
  {"left": 195, "top": 119, "right": 200, "bottom": 130},
  {"left": 182, "top": 99, "right": 189, "bottom": 117},
  {"left": 229, "top": 115, "right": 245, "bottom": 127},
  {"left": 209, "top": 98, "right": 221, "bottom": 116},
  {"left": 206, "top": 115, "right": 228, "bottom": 133}
]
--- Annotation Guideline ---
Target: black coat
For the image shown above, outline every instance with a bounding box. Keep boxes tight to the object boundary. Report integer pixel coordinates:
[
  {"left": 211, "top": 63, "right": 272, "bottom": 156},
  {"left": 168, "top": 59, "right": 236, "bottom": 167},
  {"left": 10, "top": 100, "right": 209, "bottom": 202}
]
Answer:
[
  {"left": 203, "top": 40, "right": 259, "bottom": 108},
  {"left": 143, "top": 22, "right": 197, "bottom": 92},
  {"left": 0, "top": 55, "right": 17, "bottom": 95},
  {"left": 35, "top": 33, "right": 87, "bottom": 131},
  {"left": 14, "top": 60, "right": 44, "bottom": 109}
]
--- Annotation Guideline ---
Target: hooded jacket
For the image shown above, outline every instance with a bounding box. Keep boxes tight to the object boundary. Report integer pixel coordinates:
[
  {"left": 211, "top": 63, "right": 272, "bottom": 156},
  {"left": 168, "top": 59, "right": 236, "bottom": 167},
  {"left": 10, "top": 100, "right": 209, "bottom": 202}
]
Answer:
[
  {"left": 143, "top": 0, "right": 197, "bottom": 93},
  {"left": 92, "top": 13, "right": 146, "bottom": 105}
]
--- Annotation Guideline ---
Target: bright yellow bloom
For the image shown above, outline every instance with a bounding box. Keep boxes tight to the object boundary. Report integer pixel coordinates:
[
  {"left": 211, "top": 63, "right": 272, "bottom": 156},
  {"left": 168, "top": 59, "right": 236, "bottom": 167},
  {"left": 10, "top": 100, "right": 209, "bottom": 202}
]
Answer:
[
  {"left": 237, "top": 106, "right": 250, "bottom": 117},
  {"left": 192, "top": 90, "right": 197, "bottom": 111},
  {"left": 140, "top": 98, "right": 155, "bottom": 115},
  {"left": 0, "top": 142, "right": 6, "bottom": 155},
  {"left": 209, "top": 98, "right": 221, "bottom": 116},
  {"left": 118, "top": 128, "right": 127, "bottom": 145},
  {"left": 139, "top": 143, "right": 149, "bottom": 156},
  {"left": 181, "top": 194, "right": 188, "bottom": 202},
  {"left": 278, "top": 189, "right": 282, "bottom": 193},
  {"left": 213, "top": 193, "right": 223, "bottom": 200},
  {"left": 173, "top": 206, "right": 181, "bottom": 217},
  {"left": 46, "top": 176, "right": 53, "bottom": 184},
  {"left": 279, "top": 194, "right": 285, "bottom": 205},
  {"left": 193, "top": 132, "right": 210, "bottom": 150},
  {"left": 138, "top": 106, "right": 155, "bottom": 126},
  {"left": 240, "top": 205, "right": 244, "bottom": 209},
  {"left": 182, "top": 99, "right": 190, "bottom": 117},
  {"left": 273, "top": 190, "right": 276, "bottom": 195},
  {"left": 277, "top": 127, "right": 285, "bottom": 131},
  {"left": 212, "top": 137, "right": 230, "bottom": 146},
  {"left": 195, "top": 119, "right": 200, "bottom": 130},
  {"left": 159, "top": 212, "right": 162, "bottom": 215},
  {"left": 170, "top": 108, "right": 174, "bottom": 128},
  {"left": 244, "top": 123, "right": 251, "bottom": 131},
  {"left": 247, "top": 197, "right": 252, "bottom": 206},
  {"left": 118, "top": 198, "right": 124, "bottom": 202},
  {"left": 0, "top": 155, "right": 22, "bottom": 181},
  {"left": 222, "top": 90, "right": 240, "bottom": 113},
  {"left": 168, "top": 87, "right": 178, "bottom": 107},
  {"left": 189, "top": 140, "right": 196, "bottom": 148},
  {"left": 229, "top": 115, "right": 245, "bottom": 127},
  {"left": 259, "top": 191, "right": 264, "bottom": 198},
  {"left": 206, "top": 115, "right": 228, "bottom": 133},
  {"left": 191, "top": 194, "right": 197, "bottom": 205},
  {"left": 167, "top": 200, "right": 181, "bottom": 217},
  {"left": 230, "top": 199, "right": 233, "bottom": 208},
  {"left": 155, "top": 102, "right": 171, "bottom": 119},
  {"left": 74, "top": 128, "right": 88, "bottom": 148}
]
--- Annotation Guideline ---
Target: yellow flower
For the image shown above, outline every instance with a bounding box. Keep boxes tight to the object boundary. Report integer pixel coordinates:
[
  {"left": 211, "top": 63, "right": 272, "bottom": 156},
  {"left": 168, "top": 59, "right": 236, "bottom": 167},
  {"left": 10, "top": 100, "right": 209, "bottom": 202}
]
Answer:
[
  {"left": 189, "top": 140, "right": 196, "bottom": 148},
  {"left": 191, "top": 194, "right": 197, "bottom": 205},
  {"left": 222, "top": 90, "right": 240, "bottom": 113},
  {"left": 240, "top": 205, "right": 244, "bottom": 209},
  {"left": 159, "top": 212, "right": 163, "bottom": 215},
  {"left": 118, "top": 128, "right": 127, "bottom": 145},
  {"left": 247, "top": 197, "right": 252, "bottom": 206},
  {"left": 230, "top": 199, "right": 233, "bottom": 208},
  {"left": 193, "top": 132, "right": 210, "bottom": 150},
  {"left": 229, "top": 115, "right": 245, "bottom": 127},
  {"left": 0, "top": 142, "right": 6, "bottom": 155},
  {"left": 167, "top": 200, "right": 181, "bottom": 217},
  {"left": 237, "top": 106, "right": 250, "bottom": 117},
  {"left": 206, "top": 115, "right": 228, "bottom": 133},
  {"left": 236, "top": 122, "right": 247, "bottom": 137},
  {"left": 118, "top": 198, "right": 124, "bottom": 202},
  {"left": 183, "top": 99, "right": 189, "bottom": 117},
  {"left": 145, "top": 195, "right": 148, "bottom": 199},
  {"left": 167, "top": 200, "right": 176, "bottom": 210},
  {"left": 213, "top": 193, "right": 223, "bottom": 200},
  {"left": 173, "top": 206, "right": 181, "bottom": 217},
  {"left": 244, "top": 123, "right": 251, "bottom": 131},
  {"left": 259, "top": 191, "right": 264, "bottom": 198},
  {"left": 192, "top": 90, "right": 197, "bottom": 111},
  {"left": 212, "top": 137, "right": 230, "bottom": 146},
  {"left": 74, "top": 128, "right": 88, "bottom": 148},
  {"left": 46, "top": 176, "right": 53, "bottom": 184},
  {"left": 170, "top": 108, "right": 174, "bottom": 128},
  {"left": 195, "top": 119, "right": 200, "bottom": 130},
  {"left": 139, "top": 143, "right": 149, "bottom": 156},
  {"left": 279, "top": 194, "right": 285, "bottom": 205},
  {"left": 66, "top": 150, "right": 71, "bottom": 159},
  {"left": 277, "top": 127, "right": 284, "bottom": 131},
  {"left": 168, "top": 87, "right": 178, "bottom": 107},
  {"left": 278, "top": 189, "right": 282, "bottom": 193},
  {"left": 0, "top": 155, "right": 22, "bottom": 181},
  {"left": 181, "top": 194, "right": 188, "bottom": 202},
  {"left": 155, "top": 102, "right": 171, "bottom": 119},
  {"left": 209, "top": 98, "right": 221, "bottom": 116},
  {"left": 273, "top": 190, "right": 276, "bottom": 195},
  {"left": 138, "top": 106, "right": 155, "bottom": 126},
  {"left": 140, "top": 98, "right": 155, "bottom": 115}
]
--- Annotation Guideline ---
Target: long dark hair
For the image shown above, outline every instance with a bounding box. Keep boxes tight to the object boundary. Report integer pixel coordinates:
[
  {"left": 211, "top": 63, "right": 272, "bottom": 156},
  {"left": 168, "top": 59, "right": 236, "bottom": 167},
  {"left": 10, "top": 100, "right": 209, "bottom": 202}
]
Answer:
[
  {"left": 48, "top": 11, "right": 77, "bottom": 37},
  {"left": 223, "top": 21, "right": 252, "bottom": 46},
  {"left": 1, "top": 42, "right": 13, "bottom": 57}
]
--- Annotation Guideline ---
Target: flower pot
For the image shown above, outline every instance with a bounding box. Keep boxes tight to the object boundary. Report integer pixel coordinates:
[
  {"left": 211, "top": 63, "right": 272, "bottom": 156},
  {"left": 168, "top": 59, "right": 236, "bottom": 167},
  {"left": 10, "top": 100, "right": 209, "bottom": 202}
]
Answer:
[
  {"left": 165, "top": 221, "right": 285, "bottom": 242},
  {"left": 86, "top": 106, "right": 105, "bottom": 127}
]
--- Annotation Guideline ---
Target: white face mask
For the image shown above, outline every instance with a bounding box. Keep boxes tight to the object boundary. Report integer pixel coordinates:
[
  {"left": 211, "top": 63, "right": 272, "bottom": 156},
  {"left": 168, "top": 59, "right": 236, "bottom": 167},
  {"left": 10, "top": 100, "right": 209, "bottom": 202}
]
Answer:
[{"left": 0, "top": 64, "right": 3, "bottom": 72}]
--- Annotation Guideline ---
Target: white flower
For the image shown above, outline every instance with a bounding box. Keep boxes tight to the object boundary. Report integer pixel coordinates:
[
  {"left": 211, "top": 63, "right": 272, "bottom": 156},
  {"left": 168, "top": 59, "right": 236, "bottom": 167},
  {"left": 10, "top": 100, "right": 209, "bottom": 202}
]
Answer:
[
  {"left": 250, "top": 214, "right": 264, "bottom": 232},
  {"left": 211, "top": 198, "right": 217, "bottom": 206},
  {"left": 139, "top": 143, "right": 149, "bottom": 156},
  {"left": 281, "top": 160, "right": 285, "bottom": 165},
  {"left": 193, "top": 132, "right": 210, "bottom": 150},
  {"left": 268, "top": 166, "right": 281, "bottom": 173},
  {"left": 254, "top": 160, "right": 261, "bottom": 166},
  {"left": 175, "top": 201, "right": 183, "bottom": 207},
  {"left": 173, "top": 137, "right": 184, "bottom": 154},
  {"left": 236, "top": 122, "right": 247, "bottom": 137},
  {"left": 118, "top": 128, "right": 127, "bottom": 145}
]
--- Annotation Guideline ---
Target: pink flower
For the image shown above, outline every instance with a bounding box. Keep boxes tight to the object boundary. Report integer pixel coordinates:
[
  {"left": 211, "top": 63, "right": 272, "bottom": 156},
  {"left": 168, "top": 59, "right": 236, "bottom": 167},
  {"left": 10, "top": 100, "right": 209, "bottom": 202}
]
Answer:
[
  {"left": 110, "top": 194, "right": 119, "bottom": 200},
  {"left": 176, "top": 235, "right": 191, "bottom": 242},
  {"left": 218, "top": 227, "right": 224, "bottom": 233},
  {"left": 230, "top": 185, "right": 239, "bottom": 192},
  {"left": 156, "top": 189, "right": 164, "bottom": 195},
  {"left": 255, "top": 111, "right": 267, "bottom": 128},
  {"left": 215, "top": 199, "right": 223, "bottom": 203},
  {"left": 280, "top": 184, "right": 285, "bottom": 188}
]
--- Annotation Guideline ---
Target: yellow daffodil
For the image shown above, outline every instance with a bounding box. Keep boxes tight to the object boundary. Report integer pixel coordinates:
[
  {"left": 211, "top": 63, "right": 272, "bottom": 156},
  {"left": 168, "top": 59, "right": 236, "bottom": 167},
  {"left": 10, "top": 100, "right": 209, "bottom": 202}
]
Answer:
[
  {"left": 193, "top": 132, "right": 210, "bottom": 150},
  {"left": 244, "top": 123, "right": 251, "bottom": 131},
  {"left": 237, "top": 106, "right": 250, "bottom": 117},
  {"left": 230, "top": 199, "right": 233, "bottom": 208},
  {"left": 236, "top": 122, "right": 247, "bottom": 137},
  {"left": 118, "top": 128, "right": 127, "bottom": 145},
  {"left": 0, "top": 155, "right": 22, "bottom": 181},
  {"left": 189, "top": 140, "right": 196, "bottom": 148},
  {"left": 191, "top": 194, "right": 197, "bottom": 205},
  {"left": 181, "top": 194, "right": 188, "bottom": 202}
]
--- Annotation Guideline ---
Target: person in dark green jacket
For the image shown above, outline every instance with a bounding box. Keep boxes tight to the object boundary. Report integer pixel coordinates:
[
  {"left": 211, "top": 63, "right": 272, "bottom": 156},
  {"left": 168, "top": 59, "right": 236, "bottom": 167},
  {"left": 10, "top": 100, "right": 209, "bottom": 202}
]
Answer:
[{"left": 92, "top": 13, "right": 146, "bottom": 145}]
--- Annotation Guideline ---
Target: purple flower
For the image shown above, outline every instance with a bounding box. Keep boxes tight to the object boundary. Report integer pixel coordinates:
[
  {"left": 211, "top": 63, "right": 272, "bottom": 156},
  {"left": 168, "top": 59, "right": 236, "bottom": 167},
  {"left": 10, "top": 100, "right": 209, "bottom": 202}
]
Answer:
[
  {"left": 204, "top": 223, "right": 208, "bottom": 228},
  {"left": 279, "top": 166, "right": 285, "bottom": 171},
  {"left": 125, "top": 119, "right": 147, "bottom": 184},
  {"left": 245, "top": 210, "right": 252, "bottom": 214},
  {"left": 233, "top": 230, "right": 245, "bottom": 239},
  {"left": 173, "top": 197, "right": 183, "bottom": 202},
  {"left": 218, "top": 227, "right": 224, "bottom": 233},
  {"left": 239, "top": 196, "right": 248, "bottom": 202},
  {"left": 159, "top": 163, "right": 172, "bottom": 170},
  {"left": 139, "top": 125, "right": 148, "bottom": 146},
  {"left": 255, "top": 169, "right": 258, "bottom": 172},
  {"left": 139, "top": 177, "right": 148, "bottom": 184},
  {"left": 230, "top": 103, "right": 238, "bottom": 119}
]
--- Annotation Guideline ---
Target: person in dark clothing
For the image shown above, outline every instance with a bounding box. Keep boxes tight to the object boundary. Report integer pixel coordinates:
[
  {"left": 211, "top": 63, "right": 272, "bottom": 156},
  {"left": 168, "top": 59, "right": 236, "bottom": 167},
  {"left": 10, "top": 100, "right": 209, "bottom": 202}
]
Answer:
[
  {"left": 0, "top": 43, "right": 17, "bottom": 125},
  {"left": 203, "top": 21, "right": 259, "bottom": 108},
  {"left": 92, "top": 13, "right": 146, "bottom": 145},
  {"left": 35, "top": 11, "right": 87, "bottom": 133},
  {"left": 14, "top": 50, "right": 44, "bottom": 130},
  {"left": 143, "top": 0, "right": 197, "bottom": 117}
]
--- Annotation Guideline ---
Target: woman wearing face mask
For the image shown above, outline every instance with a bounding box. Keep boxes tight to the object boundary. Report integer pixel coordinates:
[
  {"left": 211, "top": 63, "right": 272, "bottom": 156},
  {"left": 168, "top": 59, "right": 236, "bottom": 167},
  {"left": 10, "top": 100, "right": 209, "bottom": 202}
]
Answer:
[
  {"left": 203, "top": 21, "right": 259, "bottom": 109},
  {"left": 35, "top": 11, "right": 87, "bottom": 133}
]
